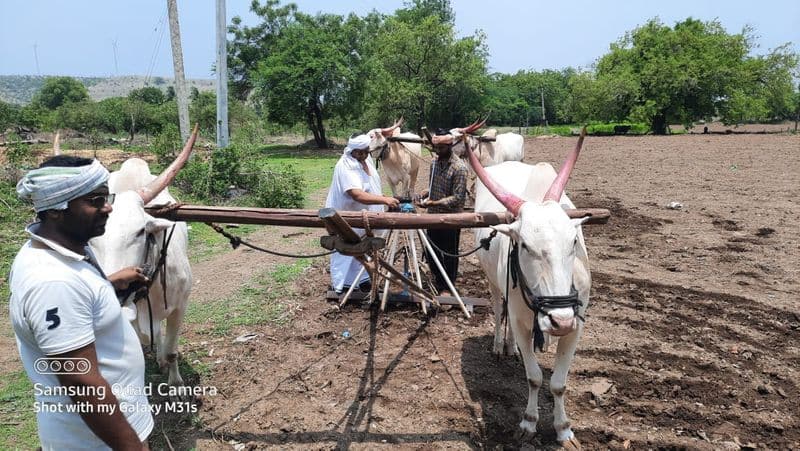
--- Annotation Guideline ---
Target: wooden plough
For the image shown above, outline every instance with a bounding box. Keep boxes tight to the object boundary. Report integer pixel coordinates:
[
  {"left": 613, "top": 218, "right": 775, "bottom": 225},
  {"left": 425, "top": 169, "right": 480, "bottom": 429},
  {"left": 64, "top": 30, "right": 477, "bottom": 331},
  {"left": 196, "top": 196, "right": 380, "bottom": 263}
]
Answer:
[{"left": 148, "top": 204, "right": 610, "bottom": 317}]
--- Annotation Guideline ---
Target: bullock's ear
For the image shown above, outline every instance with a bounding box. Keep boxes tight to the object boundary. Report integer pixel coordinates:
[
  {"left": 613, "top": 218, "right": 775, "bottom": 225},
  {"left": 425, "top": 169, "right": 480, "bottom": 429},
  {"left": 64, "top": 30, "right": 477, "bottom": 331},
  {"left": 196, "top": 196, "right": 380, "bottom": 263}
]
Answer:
[
  {"left": 490, "top": 222, "right": 520, "bottom": 241},
  {"left": 145, "top": 217, "right": 176, "bottom": 234}
]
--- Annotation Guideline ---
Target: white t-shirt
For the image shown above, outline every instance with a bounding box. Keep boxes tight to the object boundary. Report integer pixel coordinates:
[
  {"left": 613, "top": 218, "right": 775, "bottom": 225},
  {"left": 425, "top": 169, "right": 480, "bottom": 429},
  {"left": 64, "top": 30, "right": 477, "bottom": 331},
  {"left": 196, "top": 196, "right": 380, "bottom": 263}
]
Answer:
[{"left": 9, "top": 223, "right": 153, "bottom": 450}]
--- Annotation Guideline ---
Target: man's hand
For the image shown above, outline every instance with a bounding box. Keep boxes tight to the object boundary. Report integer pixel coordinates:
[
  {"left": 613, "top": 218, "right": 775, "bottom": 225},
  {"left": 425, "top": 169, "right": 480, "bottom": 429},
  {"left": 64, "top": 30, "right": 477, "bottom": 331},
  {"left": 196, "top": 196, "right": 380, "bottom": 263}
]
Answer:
[
  {"left": 108, "top": 266, "right": 149, "bottom": 291},
  {"left": 418, "top": 198, "right": 439, "bottom": 208},
  {"left": 383, "top": 196, "right": 400, "bottom": 209}
]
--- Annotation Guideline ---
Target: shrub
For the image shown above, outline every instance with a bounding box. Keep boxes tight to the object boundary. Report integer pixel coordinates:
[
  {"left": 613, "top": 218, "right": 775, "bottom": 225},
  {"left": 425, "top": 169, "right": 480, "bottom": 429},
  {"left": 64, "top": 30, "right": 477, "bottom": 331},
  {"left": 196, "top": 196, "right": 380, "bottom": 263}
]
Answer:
[
  {"left": 2, "top": 133, "right": 33, "bottom": 182},
  {"left": 209, "top": 146, "right": 242, "bottom": 197},
  {"left": 152, "top": 124, "right": 182, "bottom": 165},
  {"left": 175, "top": 157, "right": 210, "bottom": 199},
  {"left": 252, "top": 164, "right": 304, "bottom": 208}
]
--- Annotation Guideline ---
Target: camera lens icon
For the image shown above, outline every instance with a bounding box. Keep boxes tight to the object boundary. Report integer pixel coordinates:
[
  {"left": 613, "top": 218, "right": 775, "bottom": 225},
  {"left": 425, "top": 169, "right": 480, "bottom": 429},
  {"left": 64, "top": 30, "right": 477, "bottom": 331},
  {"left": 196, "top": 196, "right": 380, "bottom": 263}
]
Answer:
[{"left": 34, "top": 358, "right": 91, "bottom": 375}]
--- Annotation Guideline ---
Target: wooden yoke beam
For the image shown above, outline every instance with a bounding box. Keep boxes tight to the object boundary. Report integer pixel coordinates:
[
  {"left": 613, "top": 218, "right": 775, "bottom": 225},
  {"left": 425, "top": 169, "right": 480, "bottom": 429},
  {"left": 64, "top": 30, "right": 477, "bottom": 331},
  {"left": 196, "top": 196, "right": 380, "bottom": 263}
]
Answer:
[{"left": 147, "top": 205, "right": 610, "bottom": 229}]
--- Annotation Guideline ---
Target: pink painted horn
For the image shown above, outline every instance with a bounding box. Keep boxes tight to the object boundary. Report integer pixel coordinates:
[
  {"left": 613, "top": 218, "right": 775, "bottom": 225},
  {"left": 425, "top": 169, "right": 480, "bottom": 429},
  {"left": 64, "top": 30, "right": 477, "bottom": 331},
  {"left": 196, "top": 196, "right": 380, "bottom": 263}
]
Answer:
[
  {"left": 543, "top": 126, "right": 586, "bottom": 202},
  {"left": 137, "top": 124, "right": 199, "bottom": 205},
  {"left": 463, "top": 132, "right": 525, "bottom": 216},
  {"left": 381, "top": 117, "right": 404, "bottom": 137}
]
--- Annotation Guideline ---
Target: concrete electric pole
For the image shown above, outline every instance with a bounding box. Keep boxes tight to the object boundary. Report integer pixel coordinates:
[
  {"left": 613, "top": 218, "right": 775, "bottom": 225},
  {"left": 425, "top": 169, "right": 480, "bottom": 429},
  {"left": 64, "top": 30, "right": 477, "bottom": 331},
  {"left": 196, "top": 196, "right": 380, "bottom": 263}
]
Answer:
[
  {"left": 167, "top": 0, "right": 191, "bottom": 143},
  {"left": 216, "top": 0, "right": 229, "bottom": 148}
]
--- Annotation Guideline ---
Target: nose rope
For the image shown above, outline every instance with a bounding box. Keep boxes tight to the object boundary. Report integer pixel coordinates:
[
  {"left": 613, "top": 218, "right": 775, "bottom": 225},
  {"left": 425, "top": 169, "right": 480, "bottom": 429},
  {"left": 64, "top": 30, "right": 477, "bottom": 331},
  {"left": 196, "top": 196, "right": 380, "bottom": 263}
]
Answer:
[{"left": 508, "top": 242, "right": 583, "bottom": 352}]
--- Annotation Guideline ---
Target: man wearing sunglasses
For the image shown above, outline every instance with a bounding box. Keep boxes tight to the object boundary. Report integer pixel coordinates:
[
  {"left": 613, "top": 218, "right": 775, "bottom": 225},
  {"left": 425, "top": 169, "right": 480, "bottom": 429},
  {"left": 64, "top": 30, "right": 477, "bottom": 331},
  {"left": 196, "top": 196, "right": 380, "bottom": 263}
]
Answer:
[{"left": 10, "top": 156, "right": 153, "bottom": 450}]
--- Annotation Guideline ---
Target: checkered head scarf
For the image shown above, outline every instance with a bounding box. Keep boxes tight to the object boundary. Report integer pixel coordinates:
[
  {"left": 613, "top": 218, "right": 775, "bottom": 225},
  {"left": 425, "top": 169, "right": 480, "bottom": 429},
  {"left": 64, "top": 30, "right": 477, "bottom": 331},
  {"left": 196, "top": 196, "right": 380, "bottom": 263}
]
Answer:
[{"left": 16, "top": 159, "right": 109, "bottom": 212}]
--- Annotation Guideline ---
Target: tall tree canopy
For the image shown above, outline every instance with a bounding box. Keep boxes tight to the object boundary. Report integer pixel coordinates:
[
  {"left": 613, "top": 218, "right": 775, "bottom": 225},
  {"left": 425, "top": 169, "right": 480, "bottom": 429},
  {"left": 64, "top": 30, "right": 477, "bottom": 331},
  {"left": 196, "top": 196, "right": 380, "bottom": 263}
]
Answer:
[
  {"left": 228, "top": 0, "right": 298, "bottom": 101},
  {"left": 593, "top": 18, "right": 798, "bottom": 133},
  {"left": 251, "top": 12, "right": 362, "bottom": 148},
  {"left": 362, "top": 5, "right": 488, "bottom": 130}
]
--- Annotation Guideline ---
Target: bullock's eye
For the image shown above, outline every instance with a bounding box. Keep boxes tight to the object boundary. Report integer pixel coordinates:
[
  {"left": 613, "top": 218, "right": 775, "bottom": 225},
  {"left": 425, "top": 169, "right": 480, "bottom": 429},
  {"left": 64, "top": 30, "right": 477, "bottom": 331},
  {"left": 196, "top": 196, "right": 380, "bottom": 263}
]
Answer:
[
  {"left": 520, "top": 243, "right": 529, "bottom": 251},
  {"left": 136, "top": 229, "right": 145, "bottom": 238}
]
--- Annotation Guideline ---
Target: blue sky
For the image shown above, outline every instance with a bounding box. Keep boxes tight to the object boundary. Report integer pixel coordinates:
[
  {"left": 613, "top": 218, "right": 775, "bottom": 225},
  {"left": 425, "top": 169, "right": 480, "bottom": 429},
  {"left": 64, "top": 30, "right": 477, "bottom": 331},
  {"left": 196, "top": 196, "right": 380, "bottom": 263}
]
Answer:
[{"left": 1, "top": 0, "right": 798, "bottom": 79}]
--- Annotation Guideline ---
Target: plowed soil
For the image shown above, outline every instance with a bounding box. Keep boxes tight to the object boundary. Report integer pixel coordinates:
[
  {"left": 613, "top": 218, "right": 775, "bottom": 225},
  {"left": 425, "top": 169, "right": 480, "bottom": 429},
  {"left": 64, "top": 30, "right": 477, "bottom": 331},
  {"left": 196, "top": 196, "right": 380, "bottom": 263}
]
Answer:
[{"left": 162, "top": 132, "right": 799, "bottom": 450}]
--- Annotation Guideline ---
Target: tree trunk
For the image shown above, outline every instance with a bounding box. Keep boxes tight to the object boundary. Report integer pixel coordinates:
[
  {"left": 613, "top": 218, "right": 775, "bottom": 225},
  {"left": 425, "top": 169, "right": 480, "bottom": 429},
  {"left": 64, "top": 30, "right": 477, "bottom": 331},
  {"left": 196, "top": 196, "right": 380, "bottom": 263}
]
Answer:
[
  {"left": 313, "top": 101, "right": 327, "bottom": 149},
  {"left": 306, "top": 98, "right": 327, "bottom": 149},
  {"left": 651, "top": 113, "right": 668, "bottom": 135},
  {"left": 129, "top": 111, "right": 136, "bottom": 143},
  {"left": 306, "top": 100, "right": 327, "bottom": 149}
]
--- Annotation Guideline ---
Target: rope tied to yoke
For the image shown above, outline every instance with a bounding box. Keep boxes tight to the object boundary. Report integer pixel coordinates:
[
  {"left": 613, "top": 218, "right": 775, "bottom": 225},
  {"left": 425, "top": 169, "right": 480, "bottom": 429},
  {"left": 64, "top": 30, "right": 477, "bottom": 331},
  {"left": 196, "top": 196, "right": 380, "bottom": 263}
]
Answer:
[
  {"left": 206, "top": 222, "right": 335, "bottom": 258},
  {"left": 361, "top": 210, "right": 373, "bottom": 237},
  {"left": 425, "top": 228, "right": 498, "bottom": 258}
]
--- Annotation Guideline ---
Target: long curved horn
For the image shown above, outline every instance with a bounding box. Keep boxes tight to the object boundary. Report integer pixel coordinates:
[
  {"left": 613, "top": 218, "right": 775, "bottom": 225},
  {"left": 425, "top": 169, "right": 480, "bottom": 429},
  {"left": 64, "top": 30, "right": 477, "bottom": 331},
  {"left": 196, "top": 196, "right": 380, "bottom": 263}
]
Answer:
[
  {"left": 457, "top": 116, "right": 487, "bottom": 135},
  {"left": 543, "top": 126, "right": 586, "bottom": 202},
  {"left": 381, "top": 117, "right": 404, "bottom": 137},
  {"left": 137, "top": 124, "right": 199, "bottom": 205},
  {"left": 463, "top": 133, "right": 525, "bottom": 216}
]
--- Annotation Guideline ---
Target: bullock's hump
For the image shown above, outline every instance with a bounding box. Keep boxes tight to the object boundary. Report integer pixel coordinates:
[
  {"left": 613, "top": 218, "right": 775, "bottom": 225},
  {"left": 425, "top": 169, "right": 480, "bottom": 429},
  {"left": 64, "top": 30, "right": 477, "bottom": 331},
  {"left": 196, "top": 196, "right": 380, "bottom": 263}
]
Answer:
[{"left": 111, "top": 158, "right": 156, "bottom": 193}]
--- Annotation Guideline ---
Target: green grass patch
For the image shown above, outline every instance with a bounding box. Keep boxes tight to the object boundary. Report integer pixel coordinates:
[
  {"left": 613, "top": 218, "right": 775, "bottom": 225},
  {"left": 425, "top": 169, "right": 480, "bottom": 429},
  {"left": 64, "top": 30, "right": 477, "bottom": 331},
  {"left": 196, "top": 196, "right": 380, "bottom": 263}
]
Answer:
[
  {"left": 1, "top": 179, "right": 35, "bottom": 304},
  {"left": 184, "top": 259, "right": 312, "bottom": 335},
  {"left": 248, "top": 143, "right": 338, "bottom": 194},
  {"left": 0, "top": 370, "right": 38, "bottom": 449},
  {"left": 526, "top": 123, "right": 652, "bottom": 136}
]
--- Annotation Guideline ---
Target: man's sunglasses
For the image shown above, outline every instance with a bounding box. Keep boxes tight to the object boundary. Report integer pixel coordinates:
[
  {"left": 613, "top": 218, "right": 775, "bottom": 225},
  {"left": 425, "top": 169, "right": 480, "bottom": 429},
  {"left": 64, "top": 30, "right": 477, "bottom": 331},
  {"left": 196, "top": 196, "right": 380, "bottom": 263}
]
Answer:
[{"left": 83, "top": 193, "right": 115, "bottom": 208}]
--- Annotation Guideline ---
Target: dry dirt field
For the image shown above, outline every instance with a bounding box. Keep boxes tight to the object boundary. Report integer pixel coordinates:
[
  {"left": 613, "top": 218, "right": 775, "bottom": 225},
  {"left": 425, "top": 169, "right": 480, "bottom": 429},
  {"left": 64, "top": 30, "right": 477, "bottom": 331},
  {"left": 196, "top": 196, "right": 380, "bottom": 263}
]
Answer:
[
  {"left": 153, "top": 131, "right": 799, "bottom": 450},
  {"left": 6, "top": 130, "right": 797, "bottom": 450}
]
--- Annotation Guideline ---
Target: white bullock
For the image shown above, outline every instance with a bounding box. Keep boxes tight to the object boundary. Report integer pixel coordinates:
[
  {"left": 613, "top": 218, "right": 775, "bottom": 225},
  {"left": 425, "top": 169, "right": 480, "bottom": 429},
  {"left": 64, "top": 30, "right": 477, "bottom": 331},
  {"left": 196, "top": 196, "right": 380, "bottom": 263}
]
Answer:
[
  {"left": 367, "top": 119, "right": 422, "bottom": 198},
  {"left": 469, "top": 122, "right": 590, "bottom": 449},
  {"left": 90, "top": 127, "right": 197, "bottom": 387},
  {"left": 455, "top": 128, "right": 524, "bottom": 167}
]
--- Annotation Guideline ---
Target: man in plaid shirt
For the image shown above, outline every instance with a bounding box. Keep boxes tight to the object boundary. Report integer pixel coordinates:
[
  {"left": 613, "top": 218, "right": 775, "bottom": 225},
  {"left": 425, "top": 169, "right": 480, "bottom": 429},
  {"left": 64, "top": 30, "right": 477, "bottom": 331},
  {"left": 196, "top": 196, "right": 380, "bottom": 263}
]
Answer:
[{"left": 417, "top": 129, "right": 468, "bottom": 297}]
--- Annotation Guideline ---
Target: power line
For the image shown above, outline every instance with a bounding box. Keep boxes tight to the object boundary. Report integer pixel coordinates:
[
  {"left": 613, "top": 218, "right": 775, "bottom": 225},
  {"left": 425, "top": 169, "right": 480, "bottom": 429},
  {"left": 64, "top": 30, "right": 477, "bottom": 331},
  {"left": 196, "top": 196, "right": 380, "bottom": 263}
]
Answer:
[{"left": 144, "top": 12, "right": 168, "bottom": 84}]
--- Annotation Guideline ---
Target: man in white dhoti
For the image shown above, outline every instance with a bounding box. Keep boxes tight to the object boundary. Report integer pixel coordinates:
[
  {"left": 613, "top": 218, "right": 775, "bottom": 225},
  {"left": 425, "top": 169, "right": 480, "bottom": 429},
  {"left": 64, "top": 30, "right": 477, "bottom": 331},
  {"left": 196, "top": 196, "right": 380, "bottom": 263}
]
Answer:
[{"left": 325, "top": 134, "right": 399, "bottom": 294}]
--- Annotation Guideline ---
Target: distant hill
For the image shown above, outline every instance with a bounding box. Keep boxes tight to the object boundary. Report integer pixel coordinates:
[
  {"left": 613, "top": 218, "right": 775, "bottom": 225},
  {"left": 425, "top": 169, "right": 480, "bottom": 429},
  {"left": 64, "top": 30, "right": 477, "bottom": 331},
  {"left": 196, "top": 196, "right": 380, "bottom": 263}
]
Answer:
[{"left": 0, "top": 75, "right": 215, "bottom": 105}]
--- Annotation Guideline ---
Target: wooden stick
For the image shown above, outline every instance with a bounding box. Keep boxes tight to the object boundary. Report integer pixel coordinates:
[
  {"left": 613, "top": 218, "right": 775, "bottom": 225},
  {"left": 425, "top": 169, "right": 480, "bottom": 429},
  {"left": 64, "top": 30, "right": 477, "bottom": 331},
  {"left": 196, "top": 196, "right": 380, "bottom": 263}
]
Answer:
[
  {"left": 319, "top": 207, "right": 361, "bottom": 243},
  {"left": 376, "top": 260, "right": 438, "bottom": 307},
  {"left": 147, "top": 205, "right": 610, "bottom": 229},
  {"left": 380, "top": 232, "right": 400, "bottom": 311},
  {"left": 404, "top": 231, "right": 427, "bottom": 315},
  {"left": 417, "top": 229, "right": 470, "bottom": 319},
  {"left": 339, "top": 266, "right": 366, "bottom": 308}
]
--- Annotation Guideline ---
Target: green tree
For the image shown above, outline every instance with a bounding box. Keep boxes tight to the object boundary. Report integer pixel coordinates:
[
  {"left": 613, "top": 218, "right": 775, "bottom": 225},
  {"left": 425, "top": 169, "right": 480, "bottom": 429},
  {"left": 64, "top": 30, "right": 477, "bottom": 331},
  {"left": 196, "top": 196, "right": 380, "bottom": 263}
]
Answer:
[
  {"left": 718, "top": 43, "right": 799, "bottom": 122},
  {"left": 596, "top": 18, "right": 749, "bottom": 133},
  {"left": 0, "top": 100, "right": 20, "bottom": 131},
  {"left": 128, "top": 86, "right": 166, "bottom": 105},
  {"left": 227, "top": 0, "right": 298, "bottom": 101},
  {"left": 362, "top": 7, "right": 488, "bottom": 129},
  {"left": 190, "top": 91, "right": 217, "bottom": 135},
  {"left": 95, "top": 97, "right": 129, "bottom": 134},
  {"left": 32, "top": 76, "right": 89, "bottom": 110},
  {"left": 252, "top": 13, "right": 360, "bottom": 148},
  {"left": 395, "top": 0, "right": 454, "bottom": 24}
]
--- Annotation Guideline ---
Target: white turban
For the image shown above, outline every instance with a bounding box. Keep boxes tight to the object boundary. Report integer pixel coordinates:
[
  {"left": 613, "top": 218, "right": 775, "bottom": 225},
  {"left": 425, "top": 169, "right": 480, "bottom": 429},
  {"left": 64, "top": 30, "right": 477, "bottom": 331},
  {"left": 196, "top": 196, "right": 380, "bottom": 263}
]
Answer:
[
  {"left": 16, "top": 159, "right": 110, "bottom": 212},
  {"left": 343, "top": 134, "right": 371, "bottom": 156}
]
